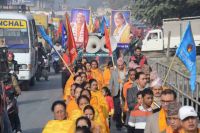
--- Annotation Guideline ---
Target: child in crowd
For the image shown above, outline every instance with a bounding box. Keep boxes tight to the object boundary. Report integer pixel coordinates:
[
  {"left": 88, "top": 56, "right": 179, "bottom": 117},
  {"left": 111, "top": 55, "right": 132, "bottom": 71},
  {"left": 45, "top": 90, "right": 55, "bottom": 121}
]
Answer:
[
  {"left": 134, "top": 91, "right": 143, "bottom": 110},
  {"left": 102, "top": 86, "right": 114, "bottom": 127}
]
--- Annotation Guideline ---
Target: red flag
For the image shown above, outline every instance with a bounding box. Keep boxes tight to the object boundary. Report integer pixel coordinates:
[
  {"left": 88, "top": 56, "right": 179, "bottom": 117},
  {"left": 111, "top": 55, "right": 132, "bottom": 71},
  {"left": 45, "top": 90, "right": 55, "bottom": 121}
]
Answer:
[
  {"left": 66, "top": 15, "right": 77, "bottom": 64},
  {"left": 57, "top": 21, "right": 62, "bottom": 37},
  {"left": 104, "top": 24, "right": 112, "bottom": 55},
  {"left": 84, "top": 21, "right": 89, "bottom": 50}
]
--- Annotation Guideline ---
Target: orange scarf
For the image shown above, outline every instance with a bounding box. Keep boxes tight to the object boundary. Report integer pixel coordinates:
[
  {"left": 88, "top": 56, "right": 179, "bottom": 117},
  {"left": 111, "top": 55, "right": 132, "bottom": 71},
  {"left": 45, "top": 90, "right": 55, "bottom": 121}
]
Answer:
[
  {"left": 166, "top": 126, "right": 184, "bottom": 133},
  {"left": 159, "top": 108, "right": 167, "bottom": 132}
]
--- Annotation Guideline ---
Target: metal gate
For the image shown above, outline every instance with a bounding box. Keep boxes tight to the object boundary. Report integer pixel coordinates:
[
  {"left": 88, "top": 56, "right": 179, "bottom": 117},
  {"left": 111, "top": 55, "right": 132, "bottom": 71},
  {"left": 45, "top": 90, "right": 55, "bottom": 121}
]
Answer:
[{"left": 149, "top": 59, "right": 200, "bottom": 113}]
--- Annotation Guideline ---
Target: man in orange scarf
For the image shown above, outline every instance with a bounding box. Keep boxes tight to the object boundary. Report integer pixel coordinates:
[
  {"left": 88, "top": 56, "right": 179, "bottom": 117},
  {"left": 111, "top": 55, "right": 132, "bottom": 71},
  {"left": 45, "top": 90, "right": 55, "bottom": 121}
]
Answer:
[
  {"left": 166, "top": 102, "right": 183, "bottom": 133},
  {"left": 144, "top": 89, "right": 177, "bottom": 133},
  {"left": 123, "top": 69, "right": 136, "bottom": 111}
]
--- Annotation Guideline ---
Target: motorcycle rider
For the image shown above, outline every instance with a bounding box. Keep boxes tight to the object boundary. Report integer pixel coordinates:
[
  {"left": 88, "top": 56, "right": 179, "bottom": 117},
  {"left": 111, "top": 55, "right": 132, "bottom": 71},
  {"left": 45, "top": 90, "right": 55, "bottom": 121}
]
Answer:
[
  {"left": 51, "top": 42, "right": 63, "bottom": 73},
  {"left": 51, "top": 41, "right": 62, "bottom": 54},
  {"left": 6, "top": 52, "right": 22, "bottom": 133},
  {"left": 7, "top": 51, "right": 19, "bottom": 75},
  {"left": 36, "top": 42, "right": 48, "bottom": 81}
]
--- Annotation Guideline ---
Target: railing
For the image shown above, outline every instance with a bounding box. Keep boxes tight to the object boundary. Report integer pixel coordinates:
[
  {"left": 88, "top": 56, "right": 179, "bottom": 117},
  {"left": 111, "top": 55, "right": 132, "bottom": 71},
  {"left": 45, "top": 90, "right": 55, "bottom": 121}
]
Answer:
[{"left": 149, "top": 59, "right": 200, "bottom": 113}]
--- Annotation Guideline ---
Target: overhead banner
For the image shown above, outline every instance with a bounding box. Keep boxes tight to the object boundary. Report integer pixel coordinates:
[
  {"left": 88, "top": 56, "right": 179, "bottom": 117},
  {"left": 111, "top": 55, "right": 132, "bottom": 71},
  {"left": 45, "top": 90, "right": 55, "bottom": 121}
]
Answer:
[
  {"left": 111, "top": 10, "right": 131, "bottom": 44},
  {"left": 0, "top": 19, "right": 27, "bottom": 29},
  {"left": 33, "top": 14, "right": 48, "bottom": 29},
  {"left": 71, "top": 8, "right": 90, "bottom": 49}
]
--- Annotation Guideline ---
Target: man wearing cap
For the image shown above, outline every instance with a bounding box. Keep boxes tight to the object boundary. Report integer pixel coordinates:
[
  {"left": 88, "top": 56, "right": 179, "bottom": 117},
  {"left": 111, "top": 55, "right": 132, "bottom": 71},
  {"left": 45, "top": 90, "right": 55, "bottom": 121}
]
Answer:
[
  {"left": 179, "top": 106, "right": 200, "bottom": 133},
  {"left": 166, "top": 102, "right": 183, "bottom": 133},
  {"left": 109, "top": 57, "right": 127, "bottom": 130},
  {"left": 145, "top": 89, "right": 177, "bottom": 133},
  {"left": 150, "top": 77, "right": 163, "bottom": 112}
]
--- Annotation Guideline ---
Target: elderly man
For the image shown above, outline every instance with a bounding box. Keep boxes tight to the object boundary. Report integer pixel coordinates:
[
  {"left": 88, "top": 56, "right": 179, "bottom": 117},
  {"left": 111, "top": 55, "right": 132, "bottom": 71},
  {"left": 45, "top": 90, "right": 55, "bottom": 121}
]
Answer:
[
  {"left": 145, "top": 89, "right": 177, "bottom": 133},
  {"left": 150, "top": 77, "right": 163, "bottom": 112},
  {"left": 72, "top": 12, "right": 86, "bottom": 48},
  {"left": 166, "top": 102, "right": 183, "bottom": 133},
  {"left": 179, "top": 106, "right": 200, "bottom": 133},
  {"left": 109, "top": 57, "right": 127, "bottom": 130}
]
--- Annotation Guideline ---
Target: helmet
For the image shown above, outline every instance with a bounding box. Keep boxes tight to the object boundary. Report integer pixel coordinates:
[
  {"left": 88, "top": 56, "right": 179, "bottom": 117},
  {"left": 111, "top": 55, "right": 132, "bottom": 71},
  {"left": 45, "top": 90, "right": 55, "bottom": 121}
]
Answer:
[{"left": 7, "top": 51, "right": 14, "bottom": 58}]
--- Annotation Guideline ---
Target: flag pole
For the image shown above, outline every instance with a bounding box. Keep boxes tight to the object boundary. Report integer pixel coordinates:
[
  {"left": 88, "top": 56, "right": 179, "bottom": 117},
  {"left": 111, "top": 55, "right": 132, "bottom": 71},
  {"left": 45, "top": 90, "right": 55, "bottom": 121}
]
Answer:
[
  {"left": 111, "top": 55, "right": 115, "bottom": 69},
  {"left": 162, "top": 54, "right": 176, "bottom": 86},
  {"left": 51, "top": 46, "right": 74, "bottom": 75}
]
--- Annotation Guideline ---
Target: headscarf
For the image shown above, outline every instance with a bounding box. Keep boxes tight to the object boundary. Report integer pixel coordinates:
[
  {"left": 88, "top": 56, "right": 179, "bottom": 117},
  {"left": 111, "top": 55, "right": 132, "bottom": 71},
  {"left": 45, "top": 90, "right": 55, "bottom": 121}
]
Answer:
[{"left": 150, "top": 78, "right": 162, "bottom": 88}]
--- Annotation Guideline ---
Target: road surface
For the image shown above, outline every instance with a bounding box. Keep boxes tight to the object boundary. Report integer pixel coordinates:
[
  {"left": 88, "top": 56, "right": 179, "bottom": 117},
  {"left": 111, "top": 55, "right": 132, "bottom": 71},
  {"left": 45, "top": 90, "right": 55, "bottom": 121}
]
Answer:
[{"left": 17, "top": 72, "right": 127, "bottom": 133}]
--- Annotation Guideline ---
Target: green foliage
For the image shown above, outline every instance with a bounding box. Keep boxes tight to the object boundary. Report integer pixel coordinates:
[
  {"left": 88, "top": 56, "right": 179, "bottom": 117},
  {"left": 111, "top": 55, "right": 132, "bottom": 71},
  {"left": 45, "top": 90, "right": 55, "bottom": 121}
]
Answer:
[{"left": 131, "top": 0, "right": 200, "bottom": 26}]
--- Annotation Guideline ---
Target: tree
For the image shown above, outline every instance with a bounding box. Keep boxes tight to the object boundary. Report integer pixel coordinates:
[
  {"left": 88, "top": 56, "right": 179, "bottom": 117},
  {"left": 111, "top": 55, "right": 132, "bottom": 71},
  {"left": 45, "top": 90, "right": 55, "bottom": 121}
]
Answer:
[{"left": 131, "top": 0, "right": 200, "bottom": 26}]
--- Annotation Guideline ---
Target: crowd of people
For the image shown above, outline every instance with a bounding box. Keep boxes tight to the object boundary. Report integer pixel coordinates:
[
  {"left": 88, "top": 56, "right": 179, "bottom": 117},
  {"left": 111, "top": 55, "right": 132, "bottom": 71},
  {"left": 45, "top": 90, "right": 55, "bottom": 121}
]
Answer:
[{"left": 42, "top": 46, "right": 200, "bottom": 133}]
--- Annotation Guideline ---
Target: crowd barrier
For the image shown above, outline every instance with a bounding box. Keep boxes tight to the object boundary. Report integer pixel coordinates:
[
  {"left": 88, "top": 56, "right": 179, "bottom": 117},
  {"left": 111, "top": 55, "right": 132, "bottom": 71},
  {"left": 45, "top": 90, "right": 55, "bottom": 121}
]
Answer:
[{"left": 149, "top": 59, "right": 200, "bottom": 114}]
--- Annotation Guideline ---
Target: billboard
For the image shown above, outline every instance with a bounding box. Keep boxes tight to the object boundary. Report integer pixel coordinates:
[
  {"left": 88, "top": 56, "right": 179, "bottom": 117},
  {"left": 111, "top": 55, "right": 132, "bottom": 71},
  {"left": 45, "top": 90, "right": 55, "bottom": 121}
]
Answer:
[
  {"left": 111, "top": 10, "right": 131, "bottom": 44},
  {"left": 71, "top": 8, "right": 90, "bottom": 49}
]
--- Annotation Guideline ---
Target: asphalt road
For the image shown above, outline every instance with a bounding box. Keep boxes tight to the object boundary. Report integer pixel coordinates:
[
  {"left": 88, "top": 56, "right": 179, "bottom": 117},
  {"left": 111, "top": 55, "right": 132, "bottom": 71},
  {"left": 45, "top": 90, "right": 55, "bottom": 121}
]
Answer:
[
  {"left": 17, "top": 72, "right": 127, "bottom": 133},
  {"left": 18, "top": 73, "right": 63, "bottom": 133}
]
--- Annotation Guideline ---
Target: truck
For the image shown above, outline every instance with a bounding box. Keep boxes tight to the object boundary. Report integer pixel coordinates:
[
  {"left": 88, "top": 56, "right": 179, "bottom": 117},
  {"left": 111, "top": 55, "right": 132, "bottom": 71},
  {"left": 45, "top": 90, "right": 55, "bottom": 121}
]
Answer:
[
  {"left": 0, "top": 6, "right": 38, "bottom": 90},
  {"left": 142, "top": 16, "right": 200, "bottom": 54}
]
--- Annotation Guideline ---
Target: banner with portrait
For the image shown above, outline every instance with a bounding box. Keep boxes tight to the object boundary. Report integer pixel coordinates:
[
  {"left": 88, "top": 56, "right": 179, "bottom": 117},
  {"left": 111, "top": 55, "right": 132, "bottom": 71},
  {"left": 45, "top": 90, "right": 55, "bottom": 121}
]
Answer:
[
  {"left": 71, "top": 8, "right": 90, "bottom": 49},
  {"left": 111, "top": 10, "right": 131, "bottom": 44}
]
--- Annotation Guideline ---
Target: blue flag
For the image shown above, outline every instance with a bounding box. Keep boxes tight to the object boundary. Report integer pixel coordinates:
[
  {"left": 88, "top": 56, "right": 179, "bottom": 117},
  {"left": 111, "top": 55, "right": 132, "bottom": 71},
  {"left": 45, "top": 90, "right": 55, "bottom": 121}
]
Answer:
[
  {"left": 99, "top": 16, "right": 109, "bottom": 34},
  {"left": 61, "top": 23, "right": 67, "bottom": 49},
  {"left": 38, "top": 26, "right": 53, "bottom": 47},
  {"left": 176, "top": 22, "right": 196, "bottom": 92}
]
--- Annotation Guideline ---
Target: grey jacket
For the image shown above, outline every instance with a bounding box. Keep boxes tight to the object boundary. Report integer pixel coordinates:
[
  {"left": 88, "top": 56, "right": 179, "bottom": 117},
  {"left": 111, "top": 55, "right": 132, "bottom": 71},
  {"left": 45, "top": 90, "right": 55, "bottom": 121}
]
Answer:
[
  {"left": 127, "top": 86, "right": 139, "bottom": 111},
  {"left": 144, "top": 112, "right": 160, "bottom": 133},
  {"left": 109, "top": 70, "right": 120, "bottom": 97}
]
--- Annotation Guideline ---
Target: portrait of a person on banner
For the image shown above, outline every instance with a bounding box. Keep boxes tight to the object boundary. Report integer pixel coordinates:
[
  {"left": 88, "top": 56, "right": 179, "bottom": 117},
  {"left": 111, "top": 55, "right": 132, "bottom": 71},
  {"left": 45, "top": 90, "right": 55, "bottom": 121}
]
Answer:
[
  {"left": 71, "top": 9, "right": 90, "bottom": 49},
  {"left": 112, "top": 10, "right": 131, "bottom": 44}
]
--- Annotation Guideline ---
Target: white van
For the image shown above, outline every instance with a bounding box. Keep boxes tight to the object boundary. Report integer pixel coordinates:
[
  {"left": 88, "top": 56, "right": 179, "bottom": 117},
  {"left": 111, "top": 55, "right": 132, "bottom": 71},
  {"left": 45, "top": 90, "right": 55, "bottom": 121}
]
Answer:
[
  {"left": 0, "top": 12, "right": 38, "bottom": 90},
  {"left": 142, "top": 16, "right": 200, "bottom": 53}
]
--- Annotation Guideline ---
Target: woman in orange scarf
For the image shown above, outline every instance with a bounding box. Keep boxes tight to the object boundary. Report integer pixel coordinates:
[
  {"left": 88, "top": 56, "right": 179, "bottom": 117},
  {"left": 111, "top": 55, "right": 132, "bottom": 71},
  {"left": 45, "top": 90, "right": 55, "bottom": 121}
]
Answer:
[
  {"left": 103, "top": 61, "right": 114, "bottom": 87},
  {"left": 90, "top": 60, "right": 104, "bottom": 90},
  {"left": 42, "top": 101, "right": 74, "bottom": 133},
  {"left": 66, "top": 85, "right": 82, "bottom": 118},
  {"left": 63, "top": 74, "right": 82, "bottom": 100},
  {"left": 83, "top": 105, "right": 109, "bottom": 133}
]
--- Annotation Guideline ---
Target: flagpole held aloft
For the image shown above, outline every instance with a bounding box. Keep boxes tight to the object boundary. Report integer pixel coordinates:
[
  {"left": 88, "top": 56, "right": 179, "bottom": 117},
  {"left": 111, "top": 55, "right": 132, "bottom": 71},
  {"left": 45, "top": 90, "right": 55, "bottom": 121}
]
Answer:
[
  {"left": 38, "top": 26, "right": 73, "bottom": 75},
  {"left": 162, "top": 53, "right": 176, "bottom": 86},
  {"left": 52, "top": 47, "right": 73, "bottom": 75}
]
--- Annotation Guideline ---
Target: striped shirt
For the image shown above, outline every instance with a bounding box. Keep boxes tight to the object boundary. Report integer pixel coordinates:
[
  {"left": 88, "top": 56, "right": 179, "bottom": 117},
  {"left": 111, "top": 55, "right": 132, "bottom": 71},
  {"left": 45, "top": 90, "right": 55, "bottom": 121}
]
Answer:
[{"left": 128, "top": 105, "right": 152, "bottom": 129}]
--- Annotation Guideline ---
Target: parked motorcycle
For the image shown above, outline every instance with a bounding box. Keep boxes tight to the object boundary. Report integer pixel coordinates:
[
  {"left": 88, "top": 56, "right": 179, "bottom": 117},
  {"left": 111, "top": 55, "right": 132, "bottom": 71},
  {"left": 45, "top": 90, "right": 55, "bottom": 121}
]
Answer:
[{"left": 52, "top": 52, "right": 60, "bottom": 73}]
